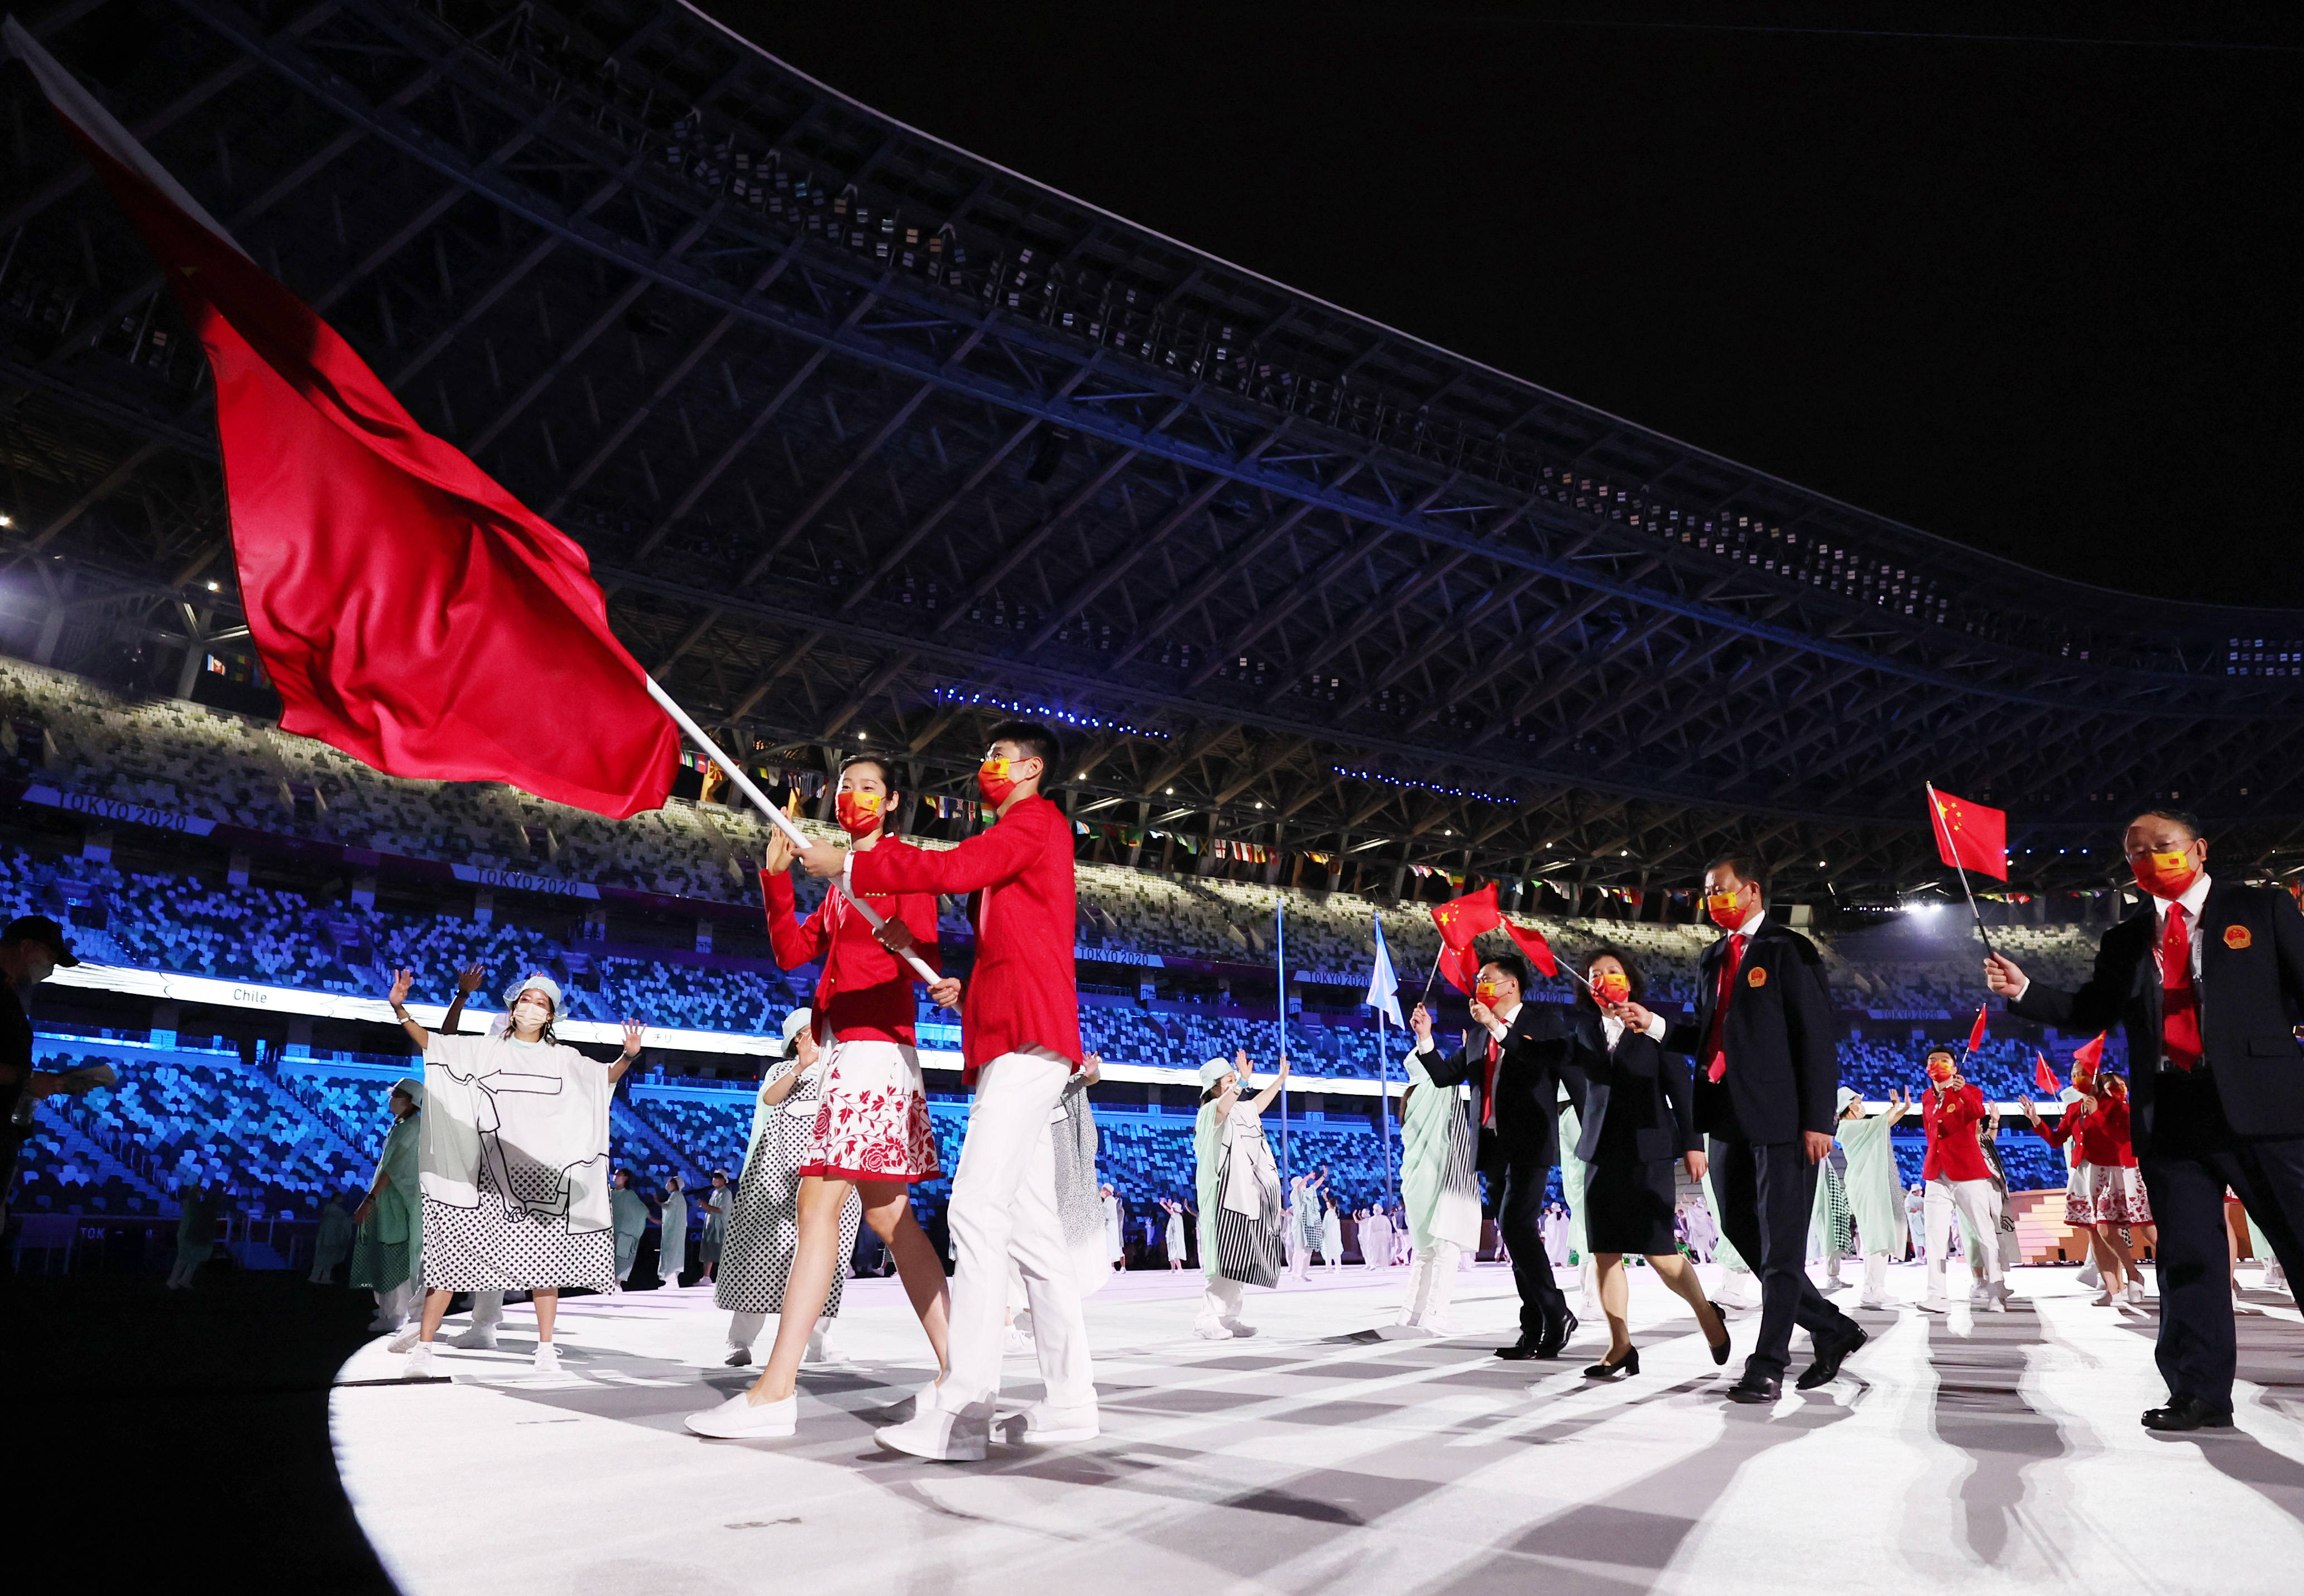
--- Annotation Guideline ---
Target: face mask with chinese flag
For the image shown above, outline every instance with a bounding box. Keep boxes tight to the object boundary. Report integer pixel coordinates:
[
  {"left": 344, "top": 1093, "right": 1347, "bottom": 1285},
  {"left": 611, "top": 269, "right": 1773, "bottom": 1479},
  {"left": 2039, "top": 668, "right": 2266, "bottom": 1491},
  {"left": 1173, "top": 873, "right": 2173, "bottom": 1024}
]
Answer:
[
  {"left": 1473, "top": 979, "right": 1504, "bottom": 1009},
  {"left": 977, "top": 756, "right": 1018, "bottom": 807},
  {"left": 1592, "top": 969, "right": 1631, "bottom": 1006},
  {"left": 1926, "top": 1055, "right": 1957, "bottom": 1086},
  {"left": 1706, "top": 887, "right": 1747, "bottom": 930},
  {"left": 2130, "top": 845, "right": 2201, "bottom": 901},
  {"left": 834, "top": 790, "right": 884, "bottom": 838}
]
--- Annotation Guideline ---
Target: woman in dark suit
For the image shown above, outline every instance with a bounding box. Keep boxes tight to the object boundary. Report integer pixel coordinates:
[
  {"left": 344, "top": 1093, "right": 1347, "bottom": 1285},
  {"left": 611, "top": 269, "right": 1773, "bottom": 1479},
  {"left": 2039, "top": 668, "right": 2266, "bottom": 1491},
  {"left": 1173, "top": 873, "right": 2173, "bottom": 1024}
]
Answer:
[{"left": 1562, "top": 946, "right": 1731, "bottom": 1377}]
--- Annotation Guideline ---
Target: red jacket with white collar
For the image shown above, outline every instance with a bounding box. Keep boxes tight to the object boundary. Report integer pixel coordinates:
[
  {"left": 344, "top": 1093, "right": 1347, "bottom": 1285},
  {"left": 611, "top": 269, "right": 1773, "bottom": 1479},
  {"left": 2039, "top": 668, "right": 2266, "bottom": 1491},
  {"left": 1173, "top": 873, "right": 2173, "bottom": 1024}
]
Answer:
[
  {"left": 847, "top": 795, "right": 1078, "bottom": 1080},
  {"left": 1920, "top": 1081, "right": 1994, "bottom": 1182},
  {"left": 760, "top": 841, "right": 939, "bottom": 1045}
]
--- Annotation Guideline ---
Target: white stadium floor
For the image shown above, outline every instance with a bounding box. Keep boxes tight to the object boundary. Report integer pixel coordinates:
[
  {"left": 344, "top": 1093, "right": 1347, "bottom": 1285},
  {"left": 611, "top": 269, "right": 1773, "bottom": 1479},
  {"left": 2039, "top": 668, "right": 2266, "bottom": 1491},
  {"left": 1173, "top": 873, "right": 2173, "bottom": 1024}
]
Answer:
[{"left": 332, "top": 1261, "right": 2304, "bottom": 1596}]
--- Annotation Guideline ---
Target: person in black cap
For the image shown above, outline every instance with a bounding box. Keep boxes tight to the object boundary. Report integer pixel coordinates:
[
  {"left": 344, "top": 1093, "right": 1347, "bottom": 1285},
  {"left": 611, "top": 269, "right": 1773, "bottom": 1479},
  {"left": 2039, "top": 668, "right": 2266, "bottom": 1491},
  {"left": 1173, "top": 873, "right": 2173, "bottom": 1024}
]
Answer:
[{"left": 1, "top": 915, "right": 112, "bottom": 1226}]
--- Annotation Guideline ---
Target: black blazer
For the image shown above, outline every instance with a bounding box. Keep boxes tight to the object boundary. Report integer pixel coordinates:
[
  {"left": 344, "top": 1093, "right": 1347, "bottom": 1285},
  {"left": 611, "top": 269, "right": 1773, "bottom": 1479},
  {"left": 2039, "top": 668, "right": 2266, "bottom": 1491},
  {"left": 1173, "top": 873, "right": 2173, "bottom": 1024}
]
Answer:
[
  {"left": 1661, "top": 919, "right": 1839, "bottom": 1143},
  {"left": 1549, "top": 1012, "right": 1701, "bottom": 1166},
  {"left": 1417, "top": 1001, "right": 1567, "bottom": 1167},
  {"left": 2007, "top": 880, "right": 2304, "bottom": 1154}
]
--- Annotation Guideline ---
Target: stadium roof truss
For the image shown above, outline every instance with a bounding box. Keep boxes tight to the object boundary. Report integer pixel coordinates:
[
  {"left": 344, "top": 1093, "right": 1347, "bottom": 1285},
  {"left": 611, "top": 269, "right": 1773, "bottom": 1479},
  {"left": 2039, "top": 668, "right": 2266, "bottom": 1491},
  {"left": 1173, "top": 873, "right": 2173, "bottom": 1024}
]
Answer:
[{"left": 7, "top": 0, "right": 2304, "bottom": 898}]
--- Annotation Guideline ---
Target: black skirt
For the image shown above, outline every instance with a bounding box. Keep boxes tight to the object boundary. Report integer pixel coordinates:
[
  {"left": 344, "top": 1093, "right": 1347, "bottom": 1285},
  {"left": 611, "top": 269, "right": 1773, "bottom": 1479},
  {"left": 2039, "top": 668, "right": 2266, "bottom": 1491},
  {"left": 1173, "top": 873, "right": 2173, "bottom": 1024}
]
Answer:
[{"left": 1581, "top": 1152, "right": 1681, "bottom": 1257}]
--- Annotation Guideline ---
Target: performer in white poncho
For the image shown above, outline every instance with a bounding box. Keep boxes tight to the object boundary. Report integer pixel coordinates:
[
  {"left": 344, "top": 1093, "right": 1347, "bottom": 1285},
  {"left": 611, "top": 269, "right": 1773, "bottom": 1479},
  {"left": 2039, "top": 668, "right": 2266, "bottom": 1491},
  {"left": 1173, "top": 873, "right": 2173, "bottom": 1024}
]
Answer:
[
  {"left": 1192, "top": 1050, "right": 1289, "bottom": 1339},
  {"left": 387, "top": 969, "right": 643, "bottom": 1376},
  {"left": 1396, "top": 1045, "right": 1480, "bottom": 1331},
  {"left": 714, "top": 1008, "right": 861, "bottom": 1368}
]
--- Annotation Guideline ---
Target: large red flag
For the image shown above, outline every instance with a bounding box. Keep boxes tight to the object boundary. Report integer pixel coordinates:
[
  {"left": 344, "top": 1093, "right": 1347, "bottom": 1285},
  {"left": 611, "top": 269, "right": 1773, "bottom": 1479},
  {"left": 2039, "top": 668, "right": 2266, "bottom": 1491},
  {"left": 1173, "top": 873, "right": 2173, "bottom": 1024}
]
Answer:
[
  {"left": 14, "top": 23, "right": 676, "bottom": 818},
  {"left": 1431, "top": 883, "right": 1503, "bottom": 952},
  {"left": 1927, "top": 786, "right": 2008, "bottom": 882}
]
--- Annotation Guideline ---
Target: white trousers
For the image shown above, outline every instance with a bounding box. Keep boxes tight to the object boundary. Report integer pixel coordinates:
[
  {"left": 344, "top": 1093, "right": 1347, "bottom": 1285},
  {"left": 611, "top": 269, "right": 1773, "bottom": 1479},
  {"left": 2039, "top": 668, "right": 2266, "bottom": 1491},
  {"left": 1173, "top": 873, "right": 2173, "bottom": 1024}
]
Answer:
[
  {"left": 1926, "top": 1177, "right": 2003, "bottom": 1295},
  {"left": 372, "top": 1280, "right": 417, "bottom": 1325},
  {"left": 726, "top": 1310, "right": 767, "bottom": 1350},
  {"left": 1400, "top": 1240, "right": 1461, "bottom": 1325},
  {"left": 1860, "top": 1250, "right": 1890, "bottom": 1301},
  {"left": 937, "top": 1050, "right": 1093, "bottom": 1419},
  {"left": 1197, "top": 1274, "right": 1246, "bottom": 1333}
]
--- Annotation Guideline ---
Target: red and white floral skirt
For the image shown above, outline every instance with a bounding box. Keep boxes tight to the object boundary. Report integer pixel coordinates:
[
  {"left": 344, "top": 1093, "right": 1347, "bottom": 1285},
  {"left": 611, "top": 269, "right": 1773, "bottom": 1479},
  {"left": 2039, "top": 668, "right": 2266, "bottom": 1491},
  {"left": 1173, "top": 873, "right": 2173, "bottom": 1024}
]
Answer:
[
  {"left": 2066, "top": 1160, "right": 2152, "bottom": 1227},
  {"left": 800, "top": 1038, "right": 940, "bottom": 1183}
]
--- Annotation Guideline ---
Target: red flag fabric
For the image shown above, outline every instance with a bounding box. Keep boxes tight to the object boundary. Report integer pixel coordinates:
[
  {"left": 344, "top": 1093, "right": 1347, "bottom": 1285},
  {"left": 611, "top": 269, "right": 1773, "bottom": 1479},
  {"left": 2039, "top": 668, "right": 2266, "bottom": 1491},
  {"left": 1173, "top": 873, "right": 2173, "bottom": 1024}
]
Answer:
[
  {"left": 2072, "top": 1032, "right": 2106, "bottom": 1075},
  {"left": 1501, "top": 919, "right": 1559, "bottom": 980},
  {"left": 1431, "top": 883, "right": 1503, "bottom": 953},
  {"left": 1436, "top": 943, "right": 1481, "bottom": 996},
  {"left": 18, "top": 26, "right": 676, "bottom": 818},
  {"left": 2033, "top": 1053, "right": 2060, "bottom": 1095},
  {"left": 1966, "top": 1002, "right": 1989, "bottom": 1054},
  {"left": 1927, "top": 786, "right": 2008, "bottom": 882}
]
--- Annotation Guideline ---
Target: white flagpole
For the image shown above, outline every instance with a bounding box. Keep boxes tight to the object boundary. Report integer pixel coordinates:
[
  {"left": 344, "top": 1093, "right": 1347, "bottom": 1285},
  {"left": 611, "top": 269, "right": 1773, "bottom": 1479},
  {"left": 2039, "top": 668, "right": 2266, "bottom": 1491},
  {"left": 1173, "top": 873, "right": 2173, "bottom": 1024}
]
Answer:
[
  {"left": 1276, "top": 898, "right": 1289, "bottom": 1184},
  {"left": 644, "top": 677, "right": 939, "bottom": 985}
]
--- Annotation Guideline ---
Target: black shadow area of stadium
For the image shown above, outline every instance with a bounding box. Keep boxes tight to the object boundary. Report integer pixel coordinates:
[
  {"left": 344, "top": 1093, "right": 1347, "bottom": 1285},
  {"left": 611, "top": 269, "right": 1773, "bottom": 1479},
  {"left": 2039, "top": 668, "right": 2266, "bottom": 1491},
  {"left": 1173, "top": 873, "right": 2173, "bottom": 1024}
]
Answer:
[{"left": 1, "top": 1264, "right": 395, "bottom": 1593}]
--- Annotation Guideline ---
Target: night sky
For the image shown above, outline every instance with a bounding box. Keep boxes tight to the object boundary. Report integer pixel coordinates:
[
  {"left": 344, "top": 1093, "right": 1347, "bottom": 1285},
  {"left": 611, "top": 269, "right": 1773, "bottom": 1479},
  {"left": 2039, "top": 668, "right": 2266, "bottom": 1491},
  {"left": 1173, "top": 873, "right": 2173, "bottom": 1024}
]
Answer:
[{"left": 702, "top": 1, "right": 2304, "bottom": 608}]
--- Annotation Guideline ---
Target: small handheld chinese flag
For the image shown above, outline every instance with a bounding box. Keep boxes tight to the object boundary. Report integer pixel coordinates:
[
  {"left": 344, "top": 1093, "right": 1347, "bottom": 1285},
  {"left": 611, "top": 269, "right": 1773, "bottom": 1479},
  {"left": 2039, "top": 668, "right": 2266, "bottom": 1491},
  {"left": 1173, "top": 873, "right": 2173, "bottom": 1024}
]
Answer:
[
  {"left": 1966, "top": 1002, "right": 1989, "bottom": 1054},
  {"left": 2072, "top": 1032, "right": 2106, "bottom": 1075},
  {"left": 1927, "top": 786, "right": 2008, "bottom": 882},
  {"left": 1436, "top": 943, "right": 1481, "bottom": 995},
  {"left": 1431, "top": 883, "right": 1503, "bottom": 952},
  {"left": 1501, "top": 919, "right": 1558, "bottom": 980},
  {"left": 2033, "top": 1052, "right": 2060, "bottom": 1095}
]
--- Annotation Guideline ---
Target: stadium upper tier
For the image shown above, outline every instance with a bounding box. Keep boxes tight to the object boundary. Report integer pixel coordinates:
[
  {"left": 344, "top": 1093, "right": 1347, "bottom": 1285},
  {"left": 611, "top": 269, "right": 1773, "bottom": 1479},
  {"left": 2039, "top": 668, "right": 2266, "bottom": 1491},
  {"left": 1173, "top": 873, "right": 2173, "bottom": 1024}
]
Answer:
[
  {"left": 2, "top": 656, "right": 2111, "bottom": 1039},
  {"left": 6, "top": 0, "right": 2304, "bottom": 905}
]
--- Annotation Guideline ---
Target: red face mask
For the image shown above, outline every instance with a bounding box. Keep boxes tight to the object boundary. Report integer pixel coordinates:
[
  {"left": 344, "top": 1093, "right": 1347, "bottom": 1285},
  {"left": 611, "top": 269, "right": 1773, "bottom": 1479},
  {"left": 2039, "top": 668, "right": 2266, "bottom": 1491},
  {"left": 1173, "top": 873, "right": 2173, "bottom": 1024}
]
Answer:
[
  {"left": 1592, "top": 970, "right": 1630, "bottom": 1006},
  {"left": 1706, "top": 887, "right": 1746, "bottom": 930},
  {"left": 1474, "top": 980, "right": 1504, "bottom": 1009},
  {"left": 977, "top": 756, "right": 1017, "bottom": 807},
  {"left": 2100, "top": 1076, "right": 2127, "bottom": 1101},
  {"left": 1926, "top": 1056, "right": 1956, "bottom": 1085},
  {"left": 835, "top": 790, "right": 884, "bottom": 838},
  {"left": 2129, "top": 846, "right": 2200, "bottom": 901}
]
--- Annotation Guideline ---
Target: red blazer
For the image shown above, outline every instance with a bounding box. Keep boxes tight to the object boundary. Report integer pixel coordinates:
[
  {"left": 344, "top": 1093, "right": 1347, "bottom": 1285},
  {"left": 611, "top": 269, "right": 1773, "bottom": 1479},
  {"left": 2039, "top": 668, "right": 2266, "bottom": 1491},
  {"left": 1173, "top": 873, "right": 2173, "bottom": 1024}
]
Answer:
[
  {"left": 760, "top": 845, "right": 939, "bottom": 1046},
  {"left": 848, "top": 795, "right": 1078, "bottom": 1080},
  {"left": 2041, "top": 1095, "right": 2138, "bottom": 1169},
  {"left": 1920, "top": 1082, "right": 1993, "bottom": 1182}
]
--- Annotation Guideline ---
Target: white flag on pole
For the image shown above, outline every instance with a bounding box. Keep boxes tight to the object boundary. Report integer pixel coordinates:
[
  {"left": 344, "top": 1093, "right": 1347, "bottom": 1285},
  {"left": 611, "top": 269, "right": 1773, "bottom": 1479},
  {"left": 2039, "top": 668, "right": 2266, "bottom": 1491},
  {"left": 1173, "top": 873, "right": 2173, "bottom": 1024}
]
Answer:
[{"left": 1366, "top": 912, "right": 1403, "bottom": 1026}]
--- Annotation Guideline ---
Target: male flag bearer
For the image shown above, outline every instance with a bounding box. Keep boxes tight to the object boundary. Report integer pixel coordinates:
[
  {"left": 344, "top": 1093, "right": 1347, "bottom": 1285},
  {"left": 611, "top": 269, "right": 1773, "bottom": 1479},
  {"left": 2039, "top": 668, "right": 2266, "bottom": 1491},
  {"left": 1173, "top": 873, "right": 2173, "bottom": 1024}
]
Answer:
[
  {"left": 1988, "top": 808, "right": 2304, "bottom": 1431},
  {"left": 1613, "top": 850, "right": 1866, "bottom": 1401},
  {"left": 801, "top": 720, "right": 1088, "bottom": 1460}
]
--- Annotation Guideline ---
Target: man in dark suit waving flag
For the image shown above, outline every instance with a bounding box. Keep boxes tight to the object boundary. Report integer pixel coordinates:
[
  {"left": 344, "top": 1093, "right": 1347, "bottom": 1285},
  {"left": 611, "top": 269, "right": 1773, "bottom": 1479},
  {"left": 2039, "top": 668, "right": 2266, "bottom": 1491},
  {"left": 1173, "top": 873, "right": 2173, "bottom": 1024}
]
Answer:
[{"left": 1988, "top": 808, "right": 2304, "bottom": 1432}]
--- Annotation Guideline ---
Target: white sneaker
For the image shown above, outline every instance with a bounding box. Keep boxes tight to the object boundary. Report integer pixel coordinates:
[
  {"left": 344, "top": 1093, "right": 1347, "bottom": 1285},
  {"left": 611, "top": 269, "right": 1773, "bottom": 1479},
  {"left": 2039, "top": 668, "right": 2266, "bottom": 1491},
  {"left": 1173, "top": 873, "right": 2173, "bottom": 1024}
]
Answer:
[
  {"left": 532, "top": 1343, "right": 562, "bottom": 1373},
  {"left": 1000, "top": 1402, "right": 1100, "bottom": 1445},
  {"left": 2125, "top": 1280, "right": 2148, "bottom": 1306},
  {"left": 1003, "top": 1325, "right": 1034, "bottom": 1355},
  {"left": 1193, "top": 1319, "right": 1232, "bottom": 1340},
  {"left": 723, "top": 1346, "right": 753, "bottom": 1367},
  {"left": 1981, "top": 1289, "right": 2008, "bottom": 1314},
  {"left": 404, "top": 1342, "right": 436, "bottom": 1377},
  {"left": 684, "top": 1392, "right": 797, "bottom": 1439},
  {"left": 386, "top": 1324, "right": 423, "bottom": 1353},
  {"left": 1918, "top": 1296, "right": 1950, "bottom": 1314},
  {"left": 1857, "top": 1295, "right": 1889, "bottom": 1311},
  {"left": 876, "top": 1407, "right": 988, "bottom": 1462},
  {"left": 450, "top": 1323, "right": 498, "bottom": 1350}
]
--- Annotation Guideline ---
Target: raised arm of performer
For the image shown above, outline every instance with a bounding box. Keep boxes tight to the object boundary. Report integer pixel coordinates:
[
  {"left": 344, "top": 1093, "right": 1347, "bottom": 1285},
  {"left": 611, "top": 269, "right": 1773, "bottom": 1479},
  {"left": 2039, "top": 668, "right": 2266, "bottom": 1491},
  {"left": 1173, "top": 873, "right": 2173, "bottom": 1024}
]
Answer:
[{"left": 387, "top": 967, "right": 642, "bottom": 1083}]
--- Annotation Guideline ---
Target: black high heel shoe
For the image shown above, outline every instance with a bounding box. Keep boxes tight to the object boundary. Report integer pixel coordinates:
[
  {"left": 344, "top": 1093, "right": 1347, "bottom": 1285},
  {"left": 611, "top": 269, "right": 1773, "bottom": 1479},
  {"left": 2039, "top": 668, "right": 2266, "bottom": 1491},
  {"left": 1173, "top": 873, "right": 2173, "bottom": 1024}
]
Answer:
[
  {"left": 1705, "top": 1301, "right": 1731, "bottom": 1367},
  {"left": 1583, "top": 1347, "right": 1640, "bottom": 1379}
]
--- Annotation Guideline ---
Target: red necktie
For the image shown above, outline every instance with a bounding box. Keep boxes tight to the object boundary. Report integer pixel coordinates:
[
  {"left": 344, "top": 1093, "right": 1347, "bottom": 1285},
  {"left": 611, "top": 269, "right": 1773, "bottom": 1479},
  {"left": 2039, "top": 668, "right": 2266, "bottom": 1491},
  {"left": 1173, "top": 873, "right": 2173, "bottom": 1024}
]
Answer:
[
  {"left": 1705, "top": 934, "right": 1746, "bottom": 1084},
  {"left": 1483, "top": 1036, "right": 1501, "bottom": 1129},
  {"left": 2161, "top": 904, "right": 2201, "bottom": 1071}
]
